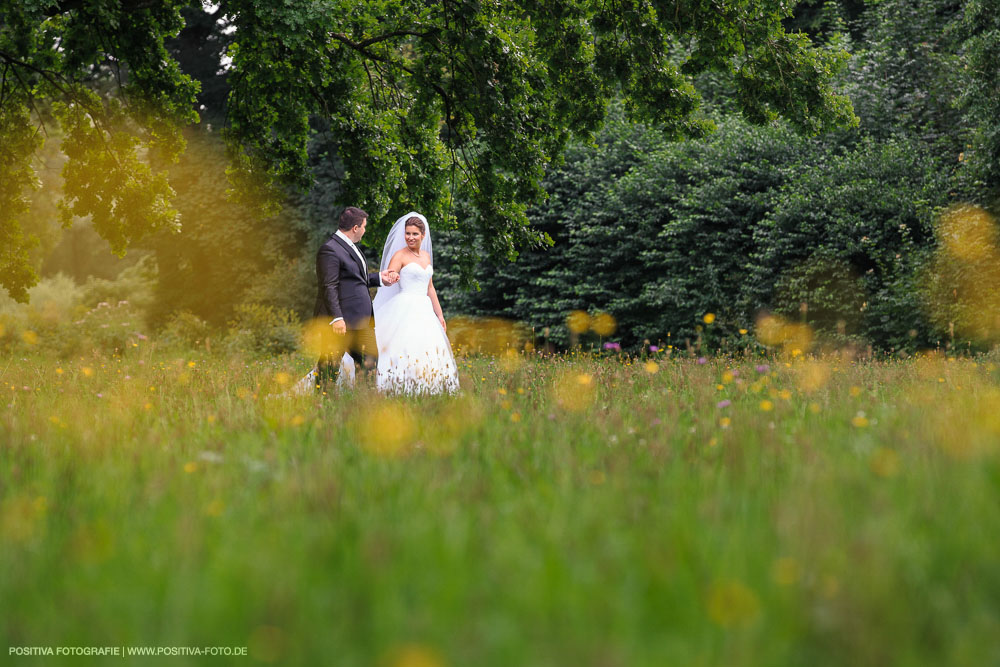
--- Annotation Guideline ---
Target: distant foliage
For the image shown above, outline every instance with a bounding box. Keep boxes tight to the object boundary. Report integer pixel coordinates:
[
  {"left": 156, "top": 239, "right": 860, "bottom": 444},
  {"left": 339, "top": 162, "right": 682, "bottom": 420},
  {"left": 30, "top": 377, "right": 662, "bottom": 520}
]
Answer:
[
  {"left": 435, "top": 114, "right": 954, "bottom": 352},
  {"left": 158, "top": 311, "right": 214, "bottom": 350},
  {"left": 225, "top": 304, "right": 301, "bottom": 355}
]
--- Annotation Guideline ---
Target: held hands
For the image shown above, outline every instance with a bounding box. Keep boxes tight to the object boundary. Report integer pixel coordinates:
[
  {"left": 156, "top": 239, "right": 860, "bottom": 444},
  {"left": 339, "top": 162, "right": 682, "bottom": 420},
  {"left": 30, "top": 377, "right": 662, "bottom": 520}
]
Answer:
[{"left": 380, "top": 270, "right": 400, "bottom": 285}]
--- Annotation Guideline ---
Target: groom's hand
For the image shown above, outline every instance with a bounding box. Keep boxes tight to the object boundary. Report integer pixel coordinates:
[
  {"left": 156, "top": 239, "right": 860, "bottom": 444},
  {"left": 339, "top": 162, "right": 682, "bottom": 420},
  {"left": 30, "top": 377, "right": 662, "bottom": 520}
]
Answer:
[
  {"left": 331, "top": 320, "right": 347, "bottom": 335},
  {"left": 380, "top": 270, "right": 399, "bottom": 285}
]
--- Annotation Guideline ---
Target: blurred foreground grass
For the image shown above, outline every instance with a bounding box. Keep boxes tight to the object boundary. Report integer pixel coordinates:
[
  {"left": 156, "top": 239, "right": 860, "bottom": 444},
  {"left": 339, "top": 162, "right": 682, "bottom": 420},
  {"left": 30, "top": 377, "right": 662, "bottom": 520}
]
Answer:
[{"left": 2, "top": 349, "right": 1000, "bottom": 666}]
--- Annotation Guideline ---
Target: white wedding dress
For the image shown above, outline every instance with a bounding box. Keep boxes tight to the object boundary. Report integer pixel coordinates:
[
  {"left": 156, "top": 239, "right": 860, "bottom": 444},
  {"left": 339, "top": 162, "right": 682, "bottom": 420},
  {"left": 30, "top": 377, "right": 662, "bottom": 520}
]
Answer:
[{"left": 375, "top": 262, "right": 459, "bottom": 394}]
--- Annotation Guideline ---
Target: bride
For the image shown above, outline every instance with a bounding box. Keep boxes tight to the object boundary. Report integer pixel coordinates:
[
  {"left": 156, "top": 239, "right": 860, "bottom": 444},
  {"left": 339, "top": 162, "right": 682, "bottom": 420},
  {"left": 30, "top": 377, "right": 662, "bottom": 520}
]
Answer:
[
  {"left": 297, "top": 212, "right": 459, "bottom": 394},
  {"left": 370, "top": 212, "right": 459, "bottom": 394}
]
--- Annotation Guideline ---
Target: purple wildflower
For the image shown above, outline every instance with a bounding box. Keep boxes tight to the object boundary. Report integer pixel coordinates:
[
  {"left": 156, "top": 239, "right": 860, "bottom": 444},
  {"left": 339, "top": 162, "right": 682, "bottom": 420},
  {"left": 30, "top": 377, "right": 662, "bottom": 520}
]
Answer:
[
  {"left": 649, "top": 345, "right": 659, "bottom": 352},
  {"left": 603, "top": 342, "right": 621, "bottom": 351},
  {"left": 697, "top": 357, "right": 707, "bottom": 365},
  {"left": 756, "top": 364, "right": 770, "bottom": 374},
  {"left": 717, "top": 400, "right": 731, "bottom": 409}
]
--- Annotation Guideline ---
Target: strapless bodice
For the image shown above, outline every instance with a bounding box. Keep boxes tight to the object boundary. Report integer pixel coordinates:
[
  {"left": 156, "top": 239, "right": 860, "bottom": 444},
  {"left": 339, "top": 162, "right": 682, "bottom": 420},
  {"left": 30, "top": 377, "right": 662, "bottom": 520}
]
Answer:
[{"left": 398, "top": 262, "right": 433, "bottom": 294}]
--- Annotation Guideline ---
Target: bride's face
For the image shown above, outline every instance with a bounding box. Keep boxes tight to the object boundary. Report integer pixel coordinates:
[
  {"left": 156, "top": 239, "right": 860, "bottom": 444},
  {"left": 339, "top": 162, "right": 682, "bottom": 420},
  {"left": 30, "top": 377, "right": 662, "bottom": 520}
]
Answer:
[{"left": 404, "top": 225, "right": 424, "bottom": 250}]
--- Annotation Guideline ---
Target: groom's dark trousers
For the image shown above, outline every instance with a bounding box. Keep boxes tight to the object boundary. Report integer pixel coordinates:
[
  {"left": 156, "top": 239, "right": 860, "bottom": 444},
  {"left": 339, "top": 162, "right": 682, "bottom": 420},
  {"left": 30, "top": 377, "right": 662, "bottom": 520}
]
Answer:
[{"left": 313, "top": 234, "right": 382, "bottom": 390}]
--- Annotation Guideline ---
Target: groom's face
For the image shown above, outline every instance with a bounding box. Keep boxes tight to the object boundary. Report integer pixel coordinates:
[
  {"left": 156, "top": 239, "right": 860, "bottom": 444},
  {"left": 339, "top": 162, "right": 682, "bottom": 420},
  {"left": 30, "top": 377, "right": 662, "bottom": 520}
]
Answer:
[{"left": 349, "top": 217, "right": 367, "bottom": 243}]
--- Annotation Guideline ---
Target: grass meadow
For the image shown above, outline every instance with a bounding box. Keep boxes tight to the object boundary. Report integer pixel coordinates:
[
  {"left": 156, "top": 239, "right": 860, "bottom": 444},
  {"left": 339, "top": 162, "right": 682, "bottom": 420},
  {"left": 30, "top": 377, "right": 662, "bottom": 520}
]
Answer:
[{"left": 3, "top": 345, "right": 1000, "bottom": 666}]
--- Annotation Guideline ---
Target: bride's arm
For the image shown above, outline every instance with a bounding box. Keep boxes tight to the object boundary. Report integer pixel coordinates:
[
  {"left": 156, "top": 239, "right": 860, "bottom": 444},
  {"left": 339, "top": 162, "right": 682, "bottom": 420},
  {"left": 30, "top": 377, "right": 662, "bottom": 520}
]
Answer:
[
  {"left": 386, "top": 250, "right": 405, "bottom": 277},
  {"left": 427, "top": 277, "right": 446, "bottom": 332}
]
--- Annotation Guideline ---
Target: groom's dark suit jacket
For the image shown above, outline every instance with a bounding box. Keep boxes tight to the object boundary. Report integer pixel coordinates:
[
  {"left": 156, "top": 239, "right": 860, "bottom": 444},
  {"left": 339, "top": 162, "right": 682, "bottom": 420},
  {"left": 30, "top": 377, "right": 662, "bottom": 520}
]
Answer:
[{"left": 313, "top": 234, "right": 381, "bottom": 330}]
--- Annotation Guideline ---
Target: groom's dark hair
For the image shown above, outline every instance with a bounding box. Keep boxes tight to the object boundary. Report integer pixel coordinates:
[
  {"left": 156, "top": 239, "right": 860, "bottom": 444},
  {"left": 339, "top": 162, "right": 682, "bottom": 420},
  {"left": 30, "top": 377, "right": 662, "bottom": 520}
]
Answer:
[{"left": 339, "top": 206, "right": 368, "bottom": 231}]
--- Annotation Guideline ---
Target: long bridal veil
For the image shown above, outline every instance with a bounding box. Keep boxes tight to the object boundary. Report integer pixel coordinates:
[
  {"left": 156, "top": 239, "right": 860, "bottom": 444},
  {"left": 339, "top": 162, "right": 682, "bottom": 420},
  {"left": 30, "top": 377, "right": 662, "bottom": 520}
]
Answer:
[{"left": 372, "top": 211, "right": 432, "bottom": 315}]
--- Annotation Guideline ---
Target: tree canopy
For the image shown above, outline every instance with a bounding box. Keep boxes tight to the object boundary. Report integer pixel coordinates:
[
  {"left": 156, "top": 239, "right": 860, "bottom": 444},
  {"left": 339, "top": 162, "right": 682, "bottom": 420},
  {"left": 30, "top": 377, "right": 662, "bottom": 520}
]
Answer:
[{"left": 1, "top": 0, "right": 858, "bottom": 302}]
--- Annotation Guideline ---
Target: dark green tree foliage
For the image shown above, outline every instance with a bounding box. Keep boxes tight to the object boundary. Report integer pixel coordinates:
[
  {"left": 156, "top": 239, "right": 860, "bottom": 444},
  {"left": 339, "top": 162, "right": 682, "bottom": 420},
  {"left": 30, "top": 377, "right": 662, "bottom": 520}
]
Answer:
[
  {"left": 435, "top": 106, "right": 672, "bottom": 330},
  {"left": 750, "top": 139, "right": 951, "bottom": 349},
  {"left": 961, "top": 0, "right": 1000, "bottom": 202},
  {"left": 436, "top": 114, "right": 951, "bottom": 351},
  {"left": 844, "top": 0, "right": 969, "bottom": 158}
]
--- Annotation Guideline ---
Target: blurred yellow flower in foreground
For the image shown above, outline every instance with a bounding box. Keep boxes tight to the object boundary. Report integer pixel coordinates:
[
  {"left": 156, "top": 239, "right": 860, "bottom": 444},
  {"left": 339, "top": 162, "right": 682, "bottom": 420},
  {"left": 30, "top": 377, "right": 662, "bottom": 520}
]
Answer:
[
  {"left": 756, "top": 314, "right": 813, "bottom": 355},
  {"left": 938, "top": 204, "right": 998, "bottom": 262},
  {"left": 771, "top": 557, "right": 801, "bottom": 586},
  {"left": 552, "top": 371, "right": 596, "bottom": 412},
  {"left": 301, "top": 317, "right": 348, "bottom": 360},
  {"left": 356, "top": 402, "right": 416, "bottom": 458},
  {"left": 1, "top": 495, "right": 48, "bottom": 543},
  {"left": 382, "top": 643, "right": 444, "bottom": 667},
  {"left": 923, "top": 205, "right": 1000, "bottom": 342},
  {"left": 707, "top": 579, "right": 760, "bottom": 627},
  {"left": 81, "top": 367, "right": 94, "bottom": 377},
  {"left": 644, "top": 361, "right": 659, "bottom": 374},
  {"left": 419, "top": 395, "right": 483, "bottom": 455},
  {"left": 204, "top": 499, "right": 225, "bottom": 517},
  {"left": 759, "top": 400, "right": 774, "bottom": 412},
  {"left": 796, "top": 360, "right": 831, "bottom": 393},
  {"left": 591, "top": 311, "right": 617, "bottom": 336},
  {"left": 870, "top": 448, "right": 899, "bottom": 477},
  {"left": 851, "top": 412, "right": 869, "bottom": 428},
  {"left": 21, "top": 330, "right": 38, "bottom": 345},
  {"left": 566, "top": 310, "right": 591, "bottom": 334},
  {"left": 703, "top": 313, "right": 715, "bottom": 324}
]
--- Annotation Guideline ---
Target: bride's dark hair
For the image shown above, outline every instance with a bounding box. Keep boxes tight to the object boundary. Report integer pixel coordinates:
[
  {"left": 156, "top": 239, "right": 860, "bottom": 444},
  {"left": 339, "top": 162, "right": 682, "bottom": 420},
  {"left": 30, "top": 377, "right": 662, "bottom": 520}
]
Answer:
[{"left": 405, "top": 216, "right": 425, "bottom": 234}]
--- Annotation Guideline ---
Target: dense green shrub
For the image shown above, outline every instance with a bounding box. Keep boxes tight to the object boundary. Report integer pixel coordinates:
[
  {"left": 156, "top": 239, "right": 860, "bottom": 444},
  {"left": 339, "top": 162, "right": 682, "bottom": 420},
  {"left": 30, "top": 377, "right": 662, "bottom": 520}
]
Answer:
[
  {"left": 225, "top": 303, "right": 300, "bottom": 355},
  {"left": 159, "top": 310, "right": 214, "bottom": 350},
  {"left": 80, "top": 255, "right": 157, "bottom": 311},
  {"left": 435, "top": 116, "right": 955, "bottom": 353}
]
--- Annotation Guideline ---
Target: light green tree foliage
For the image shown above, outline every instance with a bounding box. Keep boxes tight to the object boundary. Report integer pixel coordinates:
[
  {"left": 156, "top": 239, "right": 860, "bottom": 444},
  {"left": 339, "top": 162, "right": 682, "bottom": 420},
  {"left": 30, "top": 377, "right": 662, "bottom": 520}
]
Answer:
[
  {"left": 2, "top": 0, "right": 857, "bottom": 303},
  {"left": 0, "top": 0, "right": 199, "bottom": 302}
]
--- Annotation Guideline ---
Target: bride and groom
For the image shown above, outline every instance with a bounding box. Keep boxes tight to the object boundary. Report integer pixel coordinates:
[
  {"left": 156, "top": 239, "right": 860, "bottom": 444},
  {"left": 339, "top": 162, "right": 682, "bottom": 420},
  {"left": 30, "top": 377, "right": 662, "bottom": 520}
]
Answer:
[{"left": 308, "top": 206, "right": 459, "bottom": 395}]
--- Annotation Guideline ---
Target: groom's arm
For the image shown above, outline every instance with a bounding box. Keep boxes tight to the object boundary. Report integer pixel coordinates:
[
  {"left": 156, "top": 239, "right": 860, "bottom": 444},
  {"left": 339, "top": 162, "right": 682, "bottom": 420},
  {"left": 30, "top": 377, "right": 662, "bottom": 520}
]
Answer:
[
  {"left": 367, "top": 271, "right": 382, "bottom": 288},
  {"left": 317, "top": 246, "right": 344, "bottom": 321}
]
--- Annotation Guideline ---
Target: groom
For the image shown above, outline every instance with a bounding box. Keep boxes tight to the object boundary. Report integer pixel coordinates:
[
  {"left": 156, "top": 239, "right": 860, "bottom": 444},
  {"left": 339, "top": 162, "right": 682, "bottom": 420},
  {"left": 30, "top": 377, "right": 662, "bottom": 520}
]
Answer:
[{"left": 314, "top": 206, "right": 397, "bottom": 390}]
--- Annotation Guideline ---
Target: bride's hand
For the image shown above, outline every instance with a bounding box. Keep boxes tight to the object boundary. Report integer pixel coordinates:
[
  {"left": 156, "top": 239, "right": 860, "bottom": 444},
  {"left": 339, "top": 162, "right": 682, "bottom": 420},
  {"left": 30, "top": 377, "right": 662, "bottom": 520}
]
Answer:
[{"left": 438, "top": 316, "right": 447, "bottom": 332}]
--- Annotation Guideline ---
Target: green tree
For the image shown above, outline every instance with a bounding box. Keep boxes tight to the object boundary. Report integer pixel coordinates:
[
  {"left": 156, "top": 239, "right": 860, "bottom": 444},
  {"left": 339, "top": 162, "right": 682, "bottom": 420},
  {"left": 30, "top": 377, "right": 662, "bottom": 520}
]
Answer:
[
  {"left": 961, "top": 0, "right": 1000, "bottom": 204},
  {"left": 2, "top": 0, "right": 857, "bottom": 302},
  {"left": 0, "top": 0, "right": 199, "bottom": 302}
]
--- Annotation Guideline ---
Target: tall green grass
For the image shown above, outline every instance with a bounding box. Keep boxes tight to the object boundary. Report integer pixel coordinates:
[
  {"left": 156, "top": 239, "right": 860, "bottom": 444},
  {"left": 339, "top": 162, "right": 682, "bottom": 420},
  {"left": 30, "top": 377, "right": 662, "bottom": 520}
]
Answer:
[{"left": 2, "top": 349, "right": 999, "bottom": 665}]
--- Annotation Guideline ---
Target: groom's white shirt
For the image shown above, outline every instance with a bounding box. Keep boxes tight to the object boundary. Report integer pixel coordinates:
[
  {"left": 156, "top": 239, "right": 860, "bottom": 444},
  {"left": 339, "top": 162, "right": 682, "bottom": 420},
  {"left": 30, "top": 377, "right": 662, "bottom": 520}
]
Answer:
[{"left": 330, "top": 229, "right": 383, "bottom": 325}]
